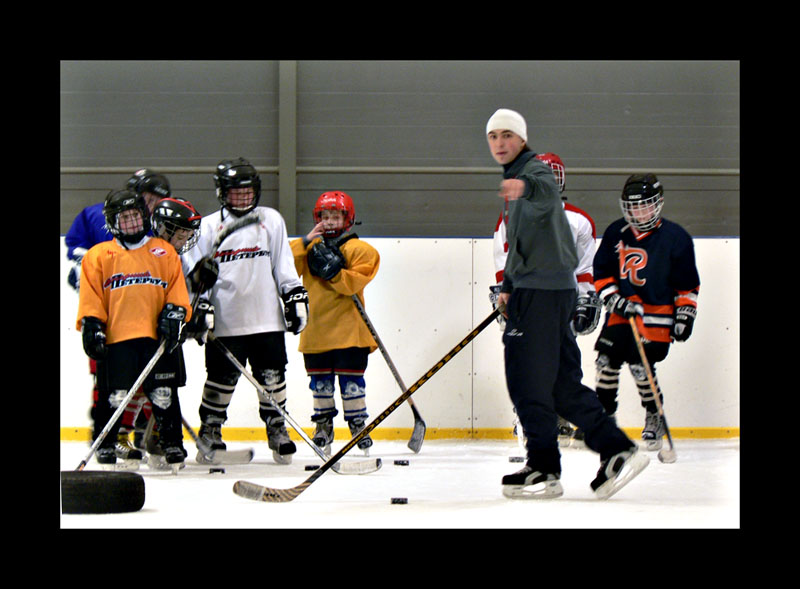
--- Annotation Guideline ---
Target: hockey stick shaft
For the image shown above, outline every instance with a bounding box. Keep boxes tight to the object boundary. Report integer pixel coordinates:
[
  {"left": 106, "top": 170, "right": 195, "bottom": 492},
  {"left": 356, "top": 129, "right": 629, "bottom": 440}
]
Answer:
[
  {"left": 351, "top": 295, "right": 426, "bottom": 452},
  {"left": 76, "top": 340, "right": 167, "bottom": 471},
  {"left": 208, "top": 333, "right": 380, "bottom": 474},
  {"left": 628, "top": 317, "right": 676, "bottom": 454},
  {"left": 190, "top": 211, "right": 262, "bottom": 308},
  {"left": 233, "top": 308, "right": 501, "bottom": 502}
]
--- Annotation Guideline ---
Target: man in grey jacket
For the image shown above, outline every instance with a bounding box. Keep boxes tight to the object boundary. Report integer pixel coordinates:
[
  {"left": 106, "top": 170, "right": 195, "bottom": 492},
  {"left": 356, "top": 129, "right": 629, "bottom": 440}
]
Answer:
[{"left": 487, "top": 108, "right": 649, "bottom": 500}]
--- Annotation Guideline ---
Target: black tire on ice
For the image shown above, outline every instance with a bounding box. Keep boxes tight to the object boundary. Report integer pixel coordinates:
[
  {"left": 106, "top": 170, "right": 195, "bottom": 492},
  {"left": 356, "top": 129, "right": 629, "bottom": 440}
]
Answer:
[{"left": 60, "top": 470, "right": 145, "bottom": 514}]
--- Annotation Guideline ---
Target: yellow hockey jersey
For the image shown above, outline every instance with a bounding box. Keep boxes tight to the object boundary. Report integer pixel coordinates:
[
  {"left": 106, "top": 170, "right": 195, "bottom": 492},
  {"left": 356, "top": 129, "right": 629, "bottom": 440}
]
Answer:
[
  {"left": 76, "top": 238, "right": 192, "bottom": 344},
  {"left": 291, "top": 235, "right": 379, "bottom": 354}
]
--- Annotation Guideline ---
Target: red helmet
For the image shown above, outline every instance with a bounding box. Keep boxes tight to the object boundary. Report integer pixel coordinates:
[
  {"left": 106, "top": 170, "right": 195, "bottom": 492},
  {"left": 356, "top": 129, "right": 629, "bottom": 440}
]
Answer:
[
  {"left": 535, "top": 152, "right": 566, "bottom": 193},
  {"left": 313, "top": 191, "right": 356, "bottom": 238}
]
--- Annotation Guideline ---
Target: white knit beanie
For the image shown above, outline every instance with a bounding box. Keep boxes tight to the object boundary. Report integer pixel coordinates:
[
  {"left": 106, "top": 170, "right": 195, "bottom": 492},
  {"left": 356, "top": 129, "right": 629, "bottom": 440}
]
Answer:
[{"left": 486, "top": 108, "right": 527, "bottom": 142}]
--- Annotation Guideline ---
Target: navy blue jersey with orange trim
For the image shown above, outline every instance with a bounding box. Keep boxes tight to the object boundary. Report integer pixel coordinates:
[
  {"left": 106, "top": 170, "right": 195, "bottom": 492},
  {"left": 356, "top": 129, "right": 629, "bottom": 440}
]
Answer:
[{"left": 594, "top": 218, "right": 699, "bottom": 342}]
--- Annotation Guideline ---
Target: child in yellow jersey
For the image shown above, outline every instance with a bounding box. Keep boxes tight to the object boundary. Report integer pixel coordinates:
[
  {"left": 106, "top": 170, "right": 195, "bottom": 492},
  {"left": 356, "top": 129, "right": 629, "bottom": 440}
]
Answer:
[
  {"left": 76, "top": 189, "right": 192, "bottom": 470},
  {"left": 290, "top": 191, "right": 380, "bottom": 454}
]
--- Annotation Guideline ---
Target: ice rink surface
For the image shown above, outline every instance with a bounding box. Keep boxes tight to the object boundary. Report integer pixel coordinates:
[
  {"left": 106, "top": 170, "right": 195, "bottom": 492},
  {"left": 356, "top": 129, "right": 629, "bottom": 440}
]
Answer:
[{"left": 60, "top": 437, "right": 739, "bottom": 529}]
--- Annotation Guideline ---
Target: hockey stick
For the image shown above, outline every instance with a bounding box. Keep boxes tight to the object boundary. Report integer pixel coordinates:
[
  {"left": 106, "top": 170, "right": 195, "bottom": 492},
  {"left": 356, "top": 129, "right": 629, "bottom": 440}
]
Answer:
[
  {"left": 233, "top": 307, "right": 501, "bottom": 503},
  {"left": 209, "top": 333, "right": 381, "bottom": 475},
  {"left": 76, "top": 340, "right": 167, "bottom": 471},
  {"left": 190, "top": 211, "right": 262, "bottom": 309},
  {"left": 628, "top": 317, "right": 677, "bottom": 463},
  {"left": 181, "top": 416, "right": 255, "bottom": 465},
  {"left": 351, "top": 295, "right": 426, "bottom": 453}
]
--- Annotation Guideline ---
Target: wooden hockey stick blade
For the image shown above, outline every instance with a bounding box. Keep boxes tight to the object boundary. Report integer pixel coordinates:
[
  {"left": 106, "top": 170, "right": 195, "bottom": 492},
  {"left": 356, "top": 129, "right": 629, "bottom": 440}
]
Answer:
[
  {"left": 351, "top": 295, "right": 427, "bottom": 453},
  {"left": 232, "top": 308, "right": 500, "bottom": 503},
  {"left": 407, "top": 402, "right": 426, "bottom": 454},
  {"left": 208, "top": 334, "right": 381, "bottom": 475}
]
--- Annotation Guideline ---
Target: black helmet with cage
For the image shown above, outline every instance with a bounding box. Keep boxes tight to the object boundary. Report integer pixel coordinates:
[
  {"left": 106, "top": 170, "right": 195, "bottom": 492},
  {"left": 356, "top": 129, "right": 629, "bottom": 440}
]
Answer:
[
  {"left": 103, "top": 189, "right": 151, "bottom": 244},
  {"left": 152, "top": 197, "right": 202, "bottom": 254},
  {"left": 620, "top": 173, "right": 664, "bottom": 232},
  {"left": 213, "top": 157, "right": 261, "bottom": 216}
]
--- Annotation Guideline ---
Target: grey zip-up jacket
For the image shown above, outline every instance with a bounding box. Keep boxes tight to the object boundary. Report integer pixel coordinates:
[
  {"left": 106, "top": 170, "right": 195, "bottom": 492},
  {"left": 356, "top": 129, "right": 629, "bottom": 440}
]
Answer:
[{"left": 500, "top": 151, "right": 578, "bottom": 293}]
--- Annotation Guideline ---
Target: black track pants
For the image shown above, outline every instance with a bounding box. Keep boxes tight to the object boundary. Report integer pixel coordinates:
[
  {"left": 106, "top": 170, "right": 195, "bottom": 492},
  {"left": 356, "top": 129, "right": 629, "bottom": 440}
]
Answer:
[{"left": 503, "top": 288, "right": 632, "bottom": 470}]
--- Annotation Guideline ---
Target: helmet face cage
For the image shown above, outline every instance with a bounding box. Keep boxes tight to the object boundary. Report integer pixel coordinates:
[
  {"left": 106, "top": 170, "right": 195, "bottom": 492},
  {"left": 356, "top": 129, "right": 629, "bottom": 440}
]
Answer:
[
  {"left": 103, "top": 190, "right": 151, "bottom": 243},
  {"left": 214, "top": 158, "right": 261, "bottom": 216},
  {"left": 152, "top": 198, "right": 202, "bottom": 254},
  {"left": 535, "top": 153, "right": 566, "bottom": 193},
  {"left": 620, "top": 174, "right": 664, "bottom": 232},
  {"left": 313, "top": 191, "right": 355, "bottom": 238}
]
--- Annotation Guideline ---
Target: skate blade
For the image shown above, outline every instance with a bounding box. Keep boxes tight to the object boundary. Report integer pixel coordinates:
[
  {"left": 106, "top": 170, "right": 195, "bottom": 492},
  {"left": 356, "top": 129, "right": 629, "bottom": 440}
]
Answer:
[
  {"left": 642, "top": 437, "right": 663, "bottom": 451},
  {"left": 594, "top": 453, "right": 650, "bottom": 500},
  {"left": 272, "top": 451, "right": 293, "bottom": 465},
  {"left": 196, "top": 449, "right": 254, "bottom": 465},
  {"left": 502, "top": 479, "right": 564, "bottom": 500},
  {"left": 115, "top": 459, "right": 141, "bottom": 471}
]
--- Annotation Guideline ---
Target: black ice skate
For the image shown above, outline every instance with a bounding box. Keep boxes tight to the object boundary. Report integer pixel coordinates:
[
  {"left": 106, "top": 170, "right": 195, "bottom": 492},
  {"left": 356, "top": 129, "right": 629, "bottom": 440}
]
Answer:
[
  {"left": 114, "top": 431, "right": 143, "bottom": 471},
  {"left": 312, "top": 416, "right": 334, "bottom": 454},
  {"left": 502, "top": 465, "right": 564, "bottom": 499},
  {"left": 348, "top": 418, "right": 373, "bottom": 456},
  {"left": 266, "top": 417, "right": 297, "bottom": 465},
  {"left": 96, "top": 446, "right": 118, "bottom": 471},
  {"left": 590, "top": 447, "right": 650, "bottom": 499},
  {"left": 641, "top": 411, "right": 666, "bottom": 451}
]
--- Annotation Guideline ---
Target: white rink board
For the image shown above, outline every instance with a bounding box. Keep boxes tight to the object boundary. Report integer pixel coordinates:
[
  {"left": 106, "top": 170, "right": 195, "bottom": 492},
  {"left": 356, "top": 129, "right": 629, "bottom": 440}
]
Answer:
[{"left": 60, "top": 236, "right": 739, "bottom": 433}]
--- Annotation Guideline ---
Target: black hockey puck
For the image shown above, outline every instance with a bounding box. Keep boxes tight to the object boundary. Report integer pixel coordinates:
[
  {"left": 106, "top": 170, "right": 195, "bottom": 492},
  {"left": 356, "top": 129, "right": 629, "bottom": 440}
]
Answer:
[
  {"left": 305, "top": 464, "right": 320, "bottom": 471},
  {"left": 209, "top": 468, "right": 225, "bottom": 474},
  {"left": 393, "top": 459, "right": 409, "bottom": 466},
  {"left": 509, "top": 456, "right": 525, "bottom": 463},
  {"left": 391, "top": 497, "right": 408, "bottom": 504}
]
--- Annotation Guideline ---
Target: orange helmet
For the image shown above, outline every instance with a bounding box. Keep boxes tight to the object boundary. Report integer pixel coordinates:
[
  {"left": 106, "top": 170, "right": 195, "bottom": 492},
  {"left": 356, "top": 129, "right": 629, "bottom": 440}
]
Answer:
[
  {"left": 313, "top": 191, "right": 356, "bottom": 238},
  {"left": 535, "top": 152, "right": 566, "bottom": 193}
]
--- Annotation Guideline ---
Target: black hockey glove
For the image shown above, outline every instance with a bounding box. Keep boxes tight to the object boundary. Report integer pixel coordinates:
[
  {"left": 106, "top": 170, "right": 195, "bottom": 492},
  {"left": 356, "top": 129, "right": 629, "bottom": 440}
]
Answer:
[
  {"left": 604, "top": 293, "right": 643, "bottom": 318},
  {"left": 182, "top": 299, "right": 215, "bottom": 345},
  {"left": 282, "top": 286, "right": 309, "bottom": 334},
  {"left": 308, "top": 240, "right": 345, "bottom": 281},
  {"left": 671, "top": 305, "right": 696, "bottom": 342},
  {"left": 189, "top": 256, "right": 219, "bottom": 294},
  {"left": 81, "top": 316, "right": 107, "bottom": 360},
  {"left": 68, "top": 264, "right": 81, "bottom": 292},
  {"left": 571, "top": 291, "right": 602, "bottom": 335},
  {"left": 158, "top": 303, "right": 187, "bottom": 352}
]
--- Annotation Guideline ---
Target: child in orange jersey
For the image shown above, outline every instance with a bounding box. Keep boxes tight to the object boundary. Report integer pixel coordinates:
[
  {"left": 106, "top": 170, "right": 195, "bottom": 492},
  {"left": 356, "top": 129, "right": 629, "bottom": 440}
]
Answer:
[{"left": 76, "top": 189, "right": 192, "bottom": 470}]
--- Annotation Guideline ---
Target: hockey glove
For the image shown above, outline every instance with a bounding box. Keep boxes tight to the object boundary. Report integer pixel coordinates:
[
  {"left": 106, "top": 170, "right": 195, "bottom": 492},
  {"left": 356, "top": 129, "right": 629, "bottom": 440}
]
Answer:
[
  {"left": 282, "top": 286, "right": 309, "bottom": 334},
  {"left": 308, "top": 240, "right": 345, "bottom": 280},
  {"left": 572, "top": 291, "right": 602, "bottom": 335},
  {"left": 81, "top": 316, "right": 107, "bottom": 360},
  {"left": 158, "top": 303, "right": 187, "bottom": 352},
  {"left": 182, "top": 299, "right": 215, "bottom": 345},
  {"left": 604, "top": 293, "right": 643, "bottom": 318},
  {"left": 488, "top": 284, "right": 506, "bottom": 328},
  {"left": 67, "top": 264, "right": 81, "bottom": 292},
  {"left": 671, "top": 305, "right": 697, "bottom": 342},
  {"left": 189, "top": 256, "right": 219, "bottom": 294}
]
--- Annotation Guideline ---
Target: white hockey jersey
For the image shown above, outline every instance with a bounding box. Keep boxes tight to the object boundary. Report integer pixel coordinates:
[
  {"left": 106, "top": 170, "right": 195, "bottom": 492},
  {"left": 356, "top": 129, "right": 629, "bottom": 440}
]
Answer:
[
  {"left": 493, "top": 201, "right": 596, "bottom": 296},
  {"left": 183, "top": 206, "right": 303, "bottom": 337}
]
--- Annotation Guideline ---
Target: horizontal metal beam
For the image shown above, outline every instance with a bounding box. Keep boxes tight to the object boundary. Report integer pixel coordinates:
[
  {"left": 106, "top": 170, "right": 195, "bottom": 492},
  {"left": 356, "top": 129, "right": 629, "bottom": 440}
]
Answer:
[{"left": 60, "top": 166, "right": 740, "bottom": 176}]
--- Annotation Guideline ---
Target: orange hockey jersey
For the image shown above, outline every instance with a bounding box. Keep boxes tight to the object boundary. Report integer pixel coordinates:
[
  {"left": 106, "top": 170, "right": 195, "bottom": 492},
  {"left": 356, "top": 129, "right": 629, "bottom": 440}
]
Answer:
[{"left": 76, "top": 238, "right": 192, "bottom": 344}]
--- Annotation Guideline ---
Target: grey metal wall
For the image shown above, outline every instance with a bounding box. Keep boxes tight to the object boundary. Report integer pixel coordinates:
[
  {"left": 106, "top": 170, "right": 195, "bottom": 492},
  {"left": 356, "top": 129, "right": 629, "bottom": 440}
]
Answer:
[{"left": 60, "top": 60, "right": 739, "bottom": 238}]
